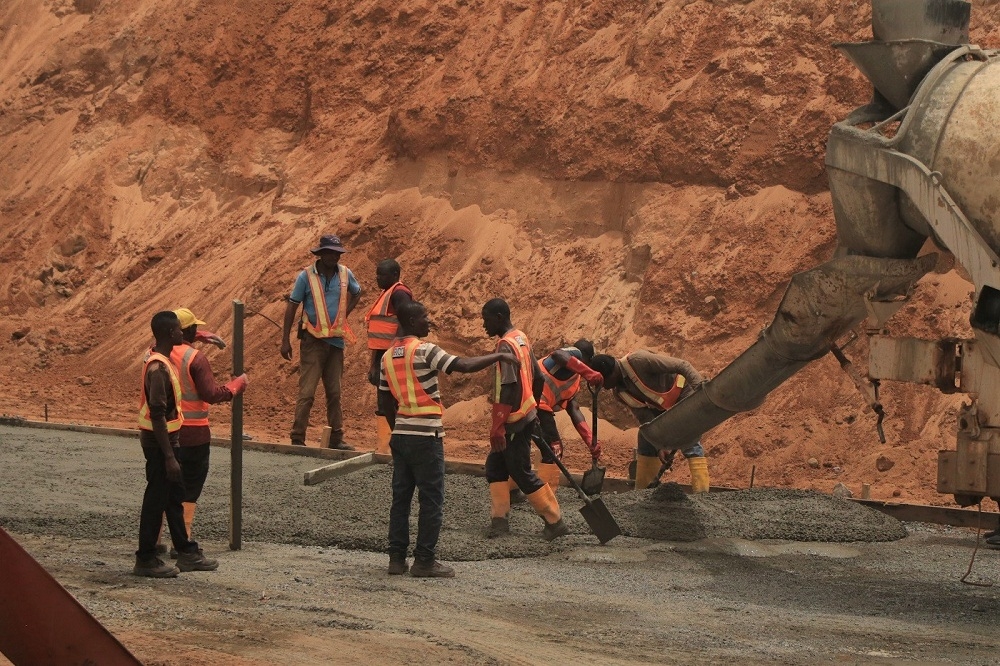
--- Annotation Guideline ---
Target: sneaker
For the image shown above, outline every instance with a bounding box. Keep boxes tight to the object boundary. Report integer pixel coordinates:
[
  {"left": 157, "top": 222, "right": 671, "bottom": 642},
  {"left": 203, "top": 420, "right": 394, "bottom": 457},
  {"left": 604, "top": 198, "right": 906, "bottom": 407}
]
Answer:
[
  {"left": 133, "top": 557, "right": 179, "bottom": 578},
  {"left": 542, "top": 518, "right": 570, "bottom": 542},
  {"left": 387, "top": 554, "right": 409, "bottom": 575},
  {"left": 486, "top": 517, "right": 510, "bottom": 538},
  {"left": 176, "top": 549, "right": 219, "bottom": 572},
  {"left": 509, "top": 489, "right": 526, "bottom": 505},
  {"left": 410, "top": 559, "right": 455, "bottom": 578}
]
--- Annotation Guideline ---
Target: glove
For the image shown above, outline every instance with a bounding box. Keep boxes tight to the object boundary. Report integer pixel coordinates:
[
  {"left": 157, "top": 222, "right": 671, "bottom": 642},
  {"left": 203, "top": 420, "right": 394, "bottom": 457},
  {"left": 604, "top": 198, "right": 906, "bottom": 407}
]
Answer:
[
  {"left": 574, "top": 420, "right": 601, "bottom": 460},
  {"left": 224, "top": 373, "right": 248, "bottom": 396},
  {"left": 565, "top": 356, "right": 603, "bottom": 386},
  {"left": 590, "top": 440, "right": 603, "bottom": 462},
  {"left": 548, "top": 439, "right": 563, "bottom": 459},
  {"left": 195, "top": 329, "right": 227, "bottom": 349},
  {"left": 490, "top": 403, "right": 513, "bottom": 453}
]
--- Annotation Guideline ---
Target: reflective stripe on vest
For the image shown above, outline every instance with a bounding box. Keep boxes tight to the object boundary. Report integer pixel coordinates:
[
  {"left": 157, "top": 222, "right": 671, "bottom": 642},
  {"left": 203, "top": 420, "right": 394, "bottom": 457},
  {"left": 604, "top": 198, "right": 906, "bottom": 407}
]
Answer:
[
  {"left": 170, "top": 343, "right": 210, "bottom": 426},
  {"left": 537, "top": 348, "right": 581, "bottom": 412},
  {"left": 365, "top": 282, "right": 411, "bottom": 351},
  {"left": 138, "top": 352, "right": 184, "bottom": 432},
  {"left": 382, "top": 337, "right": 443, "bottom": 417},
  {"left": 494, "top": 329, "right": 537, "bottom": 423},
  {"left": 615, "top": 355, "right": 685, "bottom": 411},
  {"left": 302, "top": 263, "right": 348, "bottom": 339}
]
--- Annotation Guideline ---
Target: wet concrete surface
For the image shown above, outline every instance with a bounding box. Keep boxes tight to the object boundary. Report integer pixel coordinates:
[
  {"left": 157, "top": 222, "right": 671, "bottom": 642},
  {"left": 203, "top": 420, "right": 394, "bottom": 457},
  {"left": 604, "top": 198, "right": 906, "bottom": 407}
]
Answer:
[{"left": 0, "top": 425, "right": 903, "bottom": 561}]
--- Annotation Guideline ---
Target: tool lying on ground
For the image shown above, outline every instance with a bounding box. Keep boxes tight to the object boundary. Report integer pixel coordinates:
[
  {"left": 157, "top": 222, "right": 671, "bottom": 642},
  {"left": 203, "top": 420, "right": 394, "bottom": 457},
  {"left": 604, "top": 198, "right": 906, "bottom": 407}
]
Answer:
[
  {"left": 534, "top": 437, "right": 621, "bottom": 544},
  {"left": 580, "top": 384, "right": 606, "bottom": 496},
  {"left": 647, "top": 449, "right": 676, "bottom": 489}
]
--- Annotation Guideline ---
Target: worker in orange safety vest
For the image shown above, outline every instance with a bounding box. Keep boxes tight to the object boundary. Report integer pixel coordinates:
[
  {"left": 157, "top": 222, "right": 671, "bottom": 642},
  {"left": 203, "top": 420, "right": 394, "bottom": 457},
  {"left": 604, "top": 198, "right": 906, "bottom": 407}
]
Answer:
[
  {"left": 280, "top": 234, "right": 362, "bottom": 449},
  {"left": 365, "top": 259, "right": 413, "bottom": 452},
  {"left": 481, "top": 298, "right": 569, "bottom": 541},
  {"left": 531, "top": 339, "right": 605, "bottom": 490},
  {"left": 134, "top": 311, "right": 217, "bottom": 578},
  {"left": 588, "top": 351, "right": 710, "bottom": 493}
]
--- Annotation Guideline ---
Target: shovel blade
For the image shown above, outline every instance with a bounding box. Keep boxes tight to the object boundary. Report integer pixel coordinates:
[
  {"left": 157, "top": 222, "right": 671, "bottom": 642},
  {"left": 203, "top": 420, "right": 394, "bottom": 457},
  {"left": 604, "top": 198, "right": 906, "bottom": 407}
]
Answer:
[
  {"left": 579, "top": 498, "right": 621, "bottom": 544},
  {"left": 580, "top": 464, "right": 606, "bottom": 496}
]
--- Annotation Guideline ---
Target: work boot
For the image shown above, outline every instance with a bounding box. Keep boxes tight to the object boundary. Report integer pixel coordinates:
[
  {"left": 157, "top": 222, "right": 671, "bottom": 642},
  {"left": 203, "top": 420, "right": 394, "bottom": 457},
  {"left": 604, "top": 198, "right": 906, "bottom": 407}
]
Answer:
[
  {"left": 486, "top": 517, "right": 510, "bottom": 538},
  {"left": 542, "top": 518, "right": 570, "bottom": 542},
  {"left": 410, "top": 559, "right": 455, "bottom": 578},
  {"left": 291, "top": 438, "right": 306, "bottom": 447},
  {"left": 176, "top": 549, "right": 219, "bottom": 572},
  {"left": 387, "top": 553, "right": 409, "bottom": 575},
  {"left": 330, "top": 442, "right": 355, "bottom": 451},
  {"left": 133, "top": 556, "right": 179, "bottom": 578}
]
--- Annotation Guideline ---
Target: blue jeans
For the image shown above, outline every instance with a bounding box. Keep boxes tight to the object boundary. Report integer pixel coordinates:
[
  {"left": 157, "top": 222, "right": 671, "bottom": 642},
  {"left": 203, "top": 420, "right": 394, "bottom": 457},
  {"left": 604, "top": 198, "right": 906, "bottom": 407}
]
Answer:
[{"left": 388, "top": 434, "right": 445, "bottom": 563}]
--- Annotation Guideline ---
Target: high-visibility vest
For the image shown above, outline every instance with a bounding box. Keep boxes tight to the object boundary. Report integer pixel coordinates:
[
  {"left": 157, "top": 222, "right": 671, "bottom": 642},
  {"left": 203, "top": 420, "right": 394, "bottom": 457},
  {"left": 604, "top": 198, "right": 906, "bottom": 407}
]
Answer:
[
  {"left": 138, "top": 352, "right": 184, "bottom": 432},
  {"left": 301, "top": 263, "right": 349, "bottom": 339},
  {"left": 365, "top": 282, "right": 412, "bottom": 351},
  {"left": 537, "top": 348, "right": 581, "bottom": 413},
  {"left": 382, "top": 337, "right": 443, "bottom": 418},
  {"left": 494, "top": 329, "right": 537, "bottom": 423},
  {"left": 170, "top": 343, "right": 210, "bottom": 427},
  {"left": 615, "top": 354, "right": 685, "bottom": 411}
]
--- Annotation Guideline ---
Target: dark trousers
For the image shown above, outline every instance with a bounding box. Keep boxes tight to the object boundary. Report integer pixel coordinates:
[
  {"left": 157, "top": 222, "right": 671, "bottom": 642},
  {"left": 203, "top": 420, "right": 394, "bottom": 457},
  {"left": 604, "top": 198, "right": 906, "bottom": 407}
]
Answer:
[
  {"left": 534, "top": 410, "right": 561, "bottom": 463},
  {"left": 388, "top": 434, "right": 445, "bottom": 563},
  {"left": 137, "top": 446, "right": 198, "bottom": 560},
  {"left": 176, "top": 444, "right": 211, "bottom": 503},
  {"left": 484, "top": 422, "right": 545, "bottom": 495}
]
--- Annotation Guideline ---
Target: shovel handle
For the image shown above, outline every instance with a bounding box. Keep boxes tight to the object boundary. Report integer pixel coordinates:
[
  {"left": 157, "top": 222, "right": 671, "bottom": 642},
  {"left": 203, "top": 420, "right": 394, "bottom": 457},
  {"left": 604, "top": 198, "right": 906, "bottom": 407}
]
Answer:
[
  {"left": 590, "top": 385, "right": 599, "bottom": 455},
  {"left": 535, "top": 424, "right": 594, "bottom": 504}
]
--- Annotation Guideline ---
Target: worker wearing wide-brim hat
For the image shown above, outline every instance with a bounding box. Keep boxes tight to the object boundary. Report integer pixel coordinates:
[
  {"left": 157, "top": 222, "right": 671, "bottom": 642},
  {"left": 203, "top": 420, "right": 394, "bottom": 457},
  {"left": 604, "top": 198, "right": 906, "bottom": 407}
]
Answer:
[{"left": 280, "top": 234, "right": 362, "bottom": 449}]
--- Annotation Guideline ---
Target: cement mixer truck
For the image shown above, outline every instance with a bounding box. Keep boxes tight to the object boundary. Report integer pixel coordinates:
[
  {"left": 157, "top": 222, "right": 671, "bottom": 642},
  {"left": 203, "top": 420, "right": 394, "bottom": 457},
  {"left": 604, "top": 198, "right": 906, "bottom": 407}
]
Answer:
[{"left": 640, "top": 0, "right": 1000, "bottom": 507}]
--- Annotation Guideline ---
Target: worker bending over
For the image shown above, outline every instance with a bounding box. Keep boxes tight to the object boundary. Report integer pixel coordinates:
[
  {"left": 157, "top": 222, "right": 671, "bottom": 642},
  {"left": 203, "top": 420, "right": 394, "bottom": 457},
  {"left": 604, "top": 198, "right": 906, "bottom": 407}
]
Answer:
[
  {"left": 533, "top": 340, "right": 605, "bottom": 490},
  {"left": 588, "top": 351, "right": 710, "bottom": 493},
  {"left": 378, "top": 301, "right": 517, "bottom": 577},
  {"left": 482, "top": 298, "right": 568, "bottom": 541}
]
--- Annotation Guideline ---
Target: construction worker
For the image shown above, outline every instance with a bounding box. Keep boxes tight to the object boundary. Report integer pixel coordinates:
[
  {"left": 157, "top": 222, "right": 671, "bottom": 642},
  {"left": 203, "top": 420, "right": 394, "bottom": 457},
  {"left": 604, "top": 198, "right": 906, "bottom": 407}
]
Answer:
[
  {"left": 482, "top": 298, "right": 569, "bottom": 541},
  {"left": 159, "top": 307, "right": 247, "bottom": 556},
  {"left": 365, "top": 259, "right": 413, "bottom": 453},
  {"left": 533, "top": 340, "right": 605, "bottom": 490},
  {"left": 588, "top": 351, "right": 710, "bottom": 493},
  {"left": 134, "top": 311, "right": 218, "bottom": 578},
  {"left": 280, "top": 234, "right": 362, "bottom": 449},
  {"left": 378, "top": 301, "right": 518, "bottom": 578}
]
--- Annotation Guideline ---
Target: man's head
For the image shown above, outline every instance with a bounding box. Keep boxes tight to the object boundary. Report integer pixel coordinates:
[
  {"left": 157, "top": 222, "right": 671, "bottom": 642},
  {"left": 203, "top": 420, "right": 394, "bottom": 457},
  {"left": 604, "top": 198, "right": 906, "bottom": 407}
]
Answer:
[
  {"left": 588, "top": 354, "right": 621, "bottom": 388},
  {"left": 376, "top": 258, "right": 401, "bottom": 290},
  {"left": 173, "top": 307, "right": 205, "bottom": 343},
  {"left": 572, "top": 338, "right": 595, "bottom": 362},
  {"left": 397, "top": 300, "right": 429, "bottom": 338},
  {"left": 311, "top": 234, "right": 347, "bottom": 270},
  {"left": 481, "top": 298, "right": 511, "bottom": 337},
  {"left": 151, "top": 311, "right": 183, "bottom": 347}
]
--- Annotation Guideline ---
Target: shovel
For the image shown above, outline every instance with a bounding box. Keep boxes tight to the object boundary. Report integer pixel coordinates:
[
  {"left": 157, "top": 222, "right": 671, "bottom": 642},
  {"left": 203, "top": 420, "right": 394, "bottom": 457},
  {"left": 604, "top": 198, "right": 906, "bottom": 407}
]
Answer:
[
  {"left": 534, "top": 437, "right": 622, "bottom": 544},
  {"left": 580, "top": 385, "right": 606, "bottom": 496},
  {"left": 647, "top": 450, "right": 676, "bottom": 489}
]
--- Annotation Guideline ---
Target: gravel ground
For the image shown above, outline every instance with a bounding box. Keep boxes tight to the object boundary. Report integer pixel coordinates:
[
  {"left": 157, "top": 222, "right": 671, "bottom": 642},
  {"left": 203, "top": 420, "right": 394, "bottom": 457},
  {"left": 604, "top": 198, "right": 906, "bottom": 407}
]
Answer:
[{"left": 3, "top": 424, "right": 1000, "bottom": 665}]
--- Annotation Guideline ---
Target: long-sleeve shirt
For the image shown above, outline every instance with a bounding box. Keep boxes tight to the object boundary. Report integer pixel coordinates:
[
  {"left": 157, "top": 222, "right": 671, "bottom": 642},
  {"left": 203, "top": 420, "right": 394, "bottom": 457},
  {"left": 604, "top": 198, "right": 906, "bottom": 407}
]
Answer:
[
  {"left": 615, "top": 350, "right": 705, "bottom": 423},
  {"left": 139, "top": 360, "right": 180, "bottom": 448},
  {"left": 179, "top": 349, "right": 234, "bottom": 447}
]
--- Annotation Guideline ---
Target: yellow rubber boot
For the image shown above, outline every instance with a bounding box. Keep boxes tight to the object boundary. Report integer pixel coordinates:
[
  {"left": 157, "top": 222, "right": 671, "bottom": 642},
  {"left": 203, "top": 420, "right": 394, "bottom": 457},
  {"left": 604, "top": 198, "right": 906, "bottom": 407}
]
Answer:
[
  {"left": 536, "top": 462, "right": 561, "bottom": 491},
  {"left": 375, "top": 416, "right": 392, "bottom": 454},
  {"left": 634, "top": 454, "right": 661, "bottom": 491},
  {"left": 489, "top": 482, "right": 511, "bottom": 519},
  {"left": 182, "top": 502, "right": 197, "bottom": 539},
  {"left": 525, "top": 484, "right": 561, "bottom": 524},
  {"left": 688, "top": 456, "right": 710, "bottom": 493}
]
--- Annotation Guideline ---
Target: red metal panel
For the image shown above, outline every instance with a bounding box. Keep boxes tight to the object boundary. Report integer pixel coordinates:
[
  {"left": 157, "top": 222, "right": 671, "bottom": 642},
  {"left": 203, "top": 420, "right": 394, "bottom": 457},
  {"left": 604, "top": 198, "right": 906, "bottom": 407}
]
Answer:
[{"left": 0, "top": 527, "right": 141, "bottom": 665}]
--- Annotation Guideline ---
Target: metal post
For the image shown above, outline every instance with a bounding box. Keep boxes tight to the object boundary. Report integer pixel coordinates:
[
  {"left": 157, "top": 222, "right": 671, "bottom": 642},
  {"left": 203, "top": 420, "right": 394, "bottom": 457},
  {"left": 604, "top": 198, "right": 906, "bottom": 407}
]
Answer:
[{"left": 230, "top": 300, "right": 244, "bottom": 551}]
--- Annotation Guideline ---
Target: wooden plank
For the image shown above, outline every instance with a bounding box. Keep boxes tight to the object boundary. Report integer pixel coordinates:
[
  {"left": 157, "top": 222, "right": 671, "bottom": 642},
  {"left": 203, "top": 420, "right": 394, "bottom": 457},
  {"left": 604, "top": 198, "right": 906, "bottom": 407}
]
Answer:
[
  {"left": 956, "top": 440, "right": 988, "bottom": 493},
  {"left": 937, "top": 450, "right": 956, "bottom": 494},
  {"left": 304, "top": 453, "right": 375, "bottom": 486},
  {"left": 850, "top": 498, "right": 1000, "bottom": 530}
]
